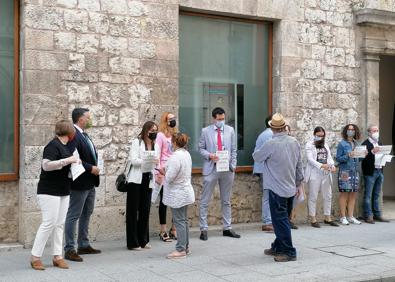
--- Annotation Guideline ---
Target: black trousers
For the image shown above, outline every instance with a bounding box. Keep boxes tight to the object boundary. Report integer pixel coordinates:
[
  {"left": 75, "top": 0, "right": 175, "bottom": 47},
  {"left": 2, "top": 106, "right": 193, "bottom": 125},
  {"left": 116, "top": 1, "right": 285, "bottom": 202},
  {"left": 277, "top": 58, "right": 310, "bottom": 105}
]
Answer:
[
  {"left": 159, "top": 188, "right": 167, "bottom": 225},
  {"left": 126, "top": 173, "right": 152, "bottom": 249}
]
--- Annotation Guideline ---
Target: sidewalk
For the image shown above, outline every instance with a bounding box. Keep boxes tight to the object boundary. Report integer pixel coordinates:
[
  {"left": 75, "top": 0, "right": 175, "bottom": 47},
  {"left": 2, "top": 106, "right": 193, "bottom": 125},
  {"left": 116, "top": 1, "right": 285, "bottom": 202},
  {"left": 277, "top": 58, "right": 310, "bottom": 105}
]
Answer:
[{"left": 1, "top": 222, "right": 395, "bottom": 282}]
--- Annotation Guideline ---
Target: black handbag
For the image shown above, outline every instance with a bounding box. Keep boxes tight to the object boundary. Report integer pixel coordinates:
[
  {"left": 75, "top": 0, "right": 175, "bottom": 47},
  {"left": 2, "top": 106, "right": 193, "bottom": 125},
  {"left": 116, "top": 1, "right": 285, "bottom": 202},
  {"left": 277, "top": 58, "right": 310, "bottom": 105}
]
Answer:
[{"left": 116, "top": 161, "right": 132, "bottom": 192}]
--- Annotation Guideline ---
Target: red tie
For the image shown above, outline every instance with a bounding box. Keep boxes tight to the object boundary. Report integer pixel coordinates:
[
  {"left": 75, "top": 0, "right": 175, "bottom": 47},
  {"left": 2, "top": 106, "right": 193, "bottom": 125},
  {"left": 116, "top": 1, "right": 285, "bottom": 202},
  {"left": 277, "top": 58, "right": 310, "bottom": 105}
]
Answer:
[{"left": 217, "top": 129, "right": 222, "bottom": 151}]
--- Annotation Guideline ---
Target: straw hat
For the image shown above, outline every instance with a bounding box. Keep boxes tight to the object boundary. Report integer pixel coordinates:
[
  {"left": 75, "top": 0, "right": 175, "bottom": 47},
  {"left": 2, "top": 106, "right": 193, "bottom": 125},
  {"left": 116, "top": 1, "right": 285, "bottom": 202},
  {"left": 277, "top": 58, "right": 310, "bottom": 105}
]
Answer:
[{"left": 268, "top": 113, "right": 287, "bottom": 129}]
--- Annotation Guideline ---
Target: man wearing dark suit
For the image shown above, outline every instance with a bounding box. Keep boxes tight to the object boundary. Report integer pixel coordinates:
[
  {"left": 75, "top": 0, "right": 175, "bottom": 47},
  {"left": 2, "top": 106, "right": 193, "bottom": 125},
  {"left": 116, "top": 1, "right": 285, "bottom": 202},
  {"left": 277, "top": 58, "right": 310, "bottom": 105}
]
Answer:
[
  {"left": 362, "top": 125, "right": 390, "bottom": 224},
  {"left": 64, "top": 108, "right": 101, "bottom": 262}
]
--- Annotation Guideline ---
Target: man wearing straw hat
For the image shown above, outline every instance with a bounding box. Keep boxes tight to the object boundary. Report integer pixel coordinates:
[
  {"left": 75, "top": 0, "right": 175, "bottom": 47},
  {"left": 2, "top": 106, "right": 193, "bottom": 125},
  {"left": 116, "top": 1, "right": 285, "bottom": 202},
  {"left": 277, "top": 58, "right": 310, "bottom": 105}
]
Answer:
[{"left": 253, "top": 113, "right": 304, "bottom": 262}]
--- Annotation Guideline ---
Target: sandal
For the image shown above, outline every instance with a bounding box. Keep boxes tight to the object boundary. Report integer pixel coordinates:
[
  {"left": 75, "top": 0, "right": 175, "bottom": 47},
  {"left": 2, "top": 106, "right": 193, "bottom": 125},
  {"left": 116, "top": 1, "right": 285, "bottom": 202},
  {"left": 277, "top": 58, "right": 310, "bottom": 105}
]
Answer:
[
  {"left": 169, "top": 228, "right": 177, "bottom": 240},
  {"left": 159, "top": 232, "right": 172, "bottom": 242}
]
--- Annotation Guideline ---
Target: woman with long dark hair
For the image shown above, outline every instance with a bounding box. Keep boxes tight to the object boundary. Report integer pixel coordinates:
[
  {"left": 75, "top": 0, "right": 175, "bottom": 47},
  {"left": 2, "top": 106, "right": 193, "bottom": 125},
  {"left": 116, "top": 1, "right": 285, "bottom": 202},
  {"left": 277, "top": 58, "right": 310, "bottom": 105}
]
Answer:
[{"left": 125, "top": 121, "right": 159, "bottom": 250}]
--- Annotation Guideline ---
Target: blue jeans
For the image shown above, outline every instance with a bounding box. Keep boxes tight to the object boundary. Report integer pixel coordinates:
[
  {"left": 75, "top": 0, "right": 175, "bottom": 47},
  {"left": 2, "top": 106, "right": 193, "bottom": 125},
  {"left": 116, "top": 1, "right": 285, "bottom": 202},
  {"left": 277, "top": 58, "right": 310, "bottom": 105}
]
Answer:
[
  {"left": 64, "top": 188, "right": 95, "bottom": 252},
  {"left": 260, "top": 175, "right": 272, "bottom": 224},
  {"left": 363, "top": 169, "right": 384, "bottom": 218},
  {"left": 269, "top": 190, "right": 296, "bottom": 258}
]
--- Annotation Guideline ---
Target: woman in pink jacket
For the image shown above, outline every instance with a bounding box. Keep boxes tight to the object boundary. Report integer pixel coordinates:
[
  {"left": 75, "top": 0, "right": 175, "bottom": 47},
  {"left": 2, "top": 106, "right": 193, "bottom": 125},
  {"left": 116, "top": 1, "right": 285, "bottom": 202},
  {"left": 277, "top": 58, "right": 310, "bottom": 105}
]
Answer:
[{"left": 156, "top": 112, "right": 178, "bottom": 241}]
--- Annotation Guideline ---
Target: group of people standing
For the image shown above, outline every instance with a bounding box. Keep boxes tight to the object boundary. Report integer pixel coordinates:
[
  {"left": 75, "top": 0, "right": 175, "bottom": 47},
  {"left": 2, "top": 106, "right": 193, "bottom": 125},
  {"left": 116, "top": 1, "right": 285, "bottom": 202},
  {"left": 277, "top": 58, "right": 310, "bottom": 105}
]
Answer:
[
  {"left": 29, "top": 106, "right": 390, "bottom": 270},
  {"left": 253, "top": 114, "right": 390, "bottom": 262},
  {"left": 30, "top": 109, "right": 101, "bottom": 270}
]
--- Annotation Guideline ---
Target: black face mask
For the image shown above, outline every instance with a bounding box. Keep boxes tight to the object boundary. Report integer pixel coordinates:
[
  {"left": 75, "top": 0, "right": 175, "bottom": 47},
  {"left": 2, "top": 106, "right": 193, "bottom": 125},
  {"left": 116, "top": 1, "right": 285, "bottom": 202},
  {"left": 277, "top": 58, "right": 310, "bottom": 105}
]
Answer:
[
  {"left": 148, "top": 132, "right": 157, "bottom": 141},
  {"left": 315, "top": 139, "right": 325, "bottom": 148},
  {"left": 168, "top": 120, "right": 176, "bottom": 128}
]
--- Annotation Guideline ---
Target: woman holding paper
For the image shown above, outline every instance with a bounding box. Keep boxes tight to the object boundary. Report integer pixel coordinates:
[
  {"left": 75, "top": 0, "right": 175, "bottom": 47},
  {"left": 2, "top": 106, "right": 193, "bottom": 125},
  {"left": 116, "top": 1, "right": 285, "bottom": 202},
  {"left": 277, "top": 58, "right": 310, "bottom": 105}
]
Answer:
[
  {"left": 305, "top": 127, "right": 338, "bottom": 228},
  {"left": 125, "top": 121, "right": 159, "bottom": 250},
  {"left": 336, "top": 124, "right": 365, "bottom": 225},
  {"left": 30, "top": 120, "right": 78, "bottom": 270},
  {"left": 162, "top": 133, "right": 195, "bottom": 259},
  {"left": 155, "top": 112, "right": 178, "bottom": 242}
]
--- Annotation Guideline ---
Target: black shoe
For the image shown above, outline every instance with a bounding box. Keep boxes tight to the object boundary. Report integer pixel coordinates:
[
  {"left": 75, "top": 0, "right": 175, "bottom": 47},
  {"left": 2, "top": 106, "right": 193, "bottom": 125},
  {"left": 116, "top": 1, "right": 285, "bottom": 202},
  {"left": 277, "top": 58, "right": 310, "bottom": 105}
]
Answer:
[
  {"left": 200, "top": 231, "right": 208, "bottom": 241},
  {"left": 264, "top": 248, "right": 277, "bottom": 256},
  {"left": 311, "top": 222, "right": 321, "bottom": 228},
  {"left": 64, "top": 250, "right": 83, "bottom": 262},
  {"left": 223, "top": 229, "right": 241, "bottom": 238},
  {"left": 373, "top": 216, "right": 390, "bottom": 222},
  {"left": 274, "top": 254, "right": 297, "bottom": 262},
  {"left": 290, "top": 222, "right": 298, "bottom": 230},
  {"left": 324, "top": 220, "right": 340, "bottom": 227},
  {"left": 77, "top": 246, "right": 102, "bottom": 255}
]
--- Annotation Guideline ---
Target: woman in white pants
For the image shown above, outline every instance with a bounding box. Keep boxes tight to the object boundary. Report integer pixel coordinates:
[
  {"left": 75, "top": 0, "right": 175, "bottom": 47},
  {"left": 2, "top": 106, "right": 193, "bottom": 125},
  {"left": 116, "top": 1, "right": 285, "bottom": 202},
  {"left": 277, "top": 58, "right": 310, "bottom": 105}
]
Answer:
[
  {"left": 305, "top": 127, "right": 339, "bottom": 228},
  {"left": 30, "top": 120, "right": 78, "bottom": 270}
]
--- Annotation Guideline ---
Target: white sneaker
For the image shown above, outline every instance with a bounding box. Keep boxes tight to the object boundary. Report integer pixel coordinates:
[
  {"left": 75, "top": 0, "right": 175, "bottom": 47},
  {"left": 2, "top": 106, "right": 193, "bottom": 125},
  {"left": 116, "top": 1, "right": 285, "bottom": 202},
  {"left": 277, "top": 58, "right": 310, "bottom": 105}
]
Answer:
[
  {"left": 340, "top": 217, "right": 349, "bottom": 225},
  {"left": 347, "top": 216, "right": 361, "bottom": 225}
]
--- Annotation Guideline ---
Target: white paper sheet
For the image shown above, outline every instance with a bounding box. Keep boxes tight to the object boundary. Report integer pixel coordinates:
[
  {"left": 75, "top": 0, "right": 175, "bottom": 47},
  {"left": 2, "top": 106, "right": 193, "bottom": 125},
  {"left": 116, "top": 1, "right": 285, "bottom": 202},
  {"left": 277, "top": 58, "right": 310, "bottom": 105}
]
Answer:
[
  {"left": 375, "top": 154, "right": 394, "bottom": 167},
  {"left": 151, "top": 182, "right": 162, "bottom": 204},
  {"left": 377, "top": 145, "right": 392, "bottom": 155},
  {"left": 141, "top": 151, "right": 157, "bottom": 173},
  {"left": 216, "top": 150, "right": 230, "bottom": 172},
  {"left": 353, "top": 145, "right": 367, "bottom": 158},
  {"left": 293, "top": 184, "right": 305, "bottom": 207},
  {"left": 71, "top": 149, "right": 85, "bottom": 181},
  {"left": 97, "top": 152, "right": 104, "bottom": 175}
]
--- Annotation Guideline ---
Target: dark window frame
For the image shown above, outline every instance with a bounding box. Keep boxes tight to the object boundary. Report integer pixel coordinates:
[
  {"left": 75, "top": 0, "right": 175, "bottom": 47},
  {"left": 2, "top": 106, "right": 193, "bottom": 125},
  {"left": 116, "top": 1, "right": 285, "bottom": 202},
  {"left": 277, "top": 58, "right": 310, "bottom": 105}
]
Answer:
[
  {"left": 0, "top": 0, "right": 19, "bottom": 181},
  {"left": 179, "top": 11, "right": 273, "bottom": 174}
]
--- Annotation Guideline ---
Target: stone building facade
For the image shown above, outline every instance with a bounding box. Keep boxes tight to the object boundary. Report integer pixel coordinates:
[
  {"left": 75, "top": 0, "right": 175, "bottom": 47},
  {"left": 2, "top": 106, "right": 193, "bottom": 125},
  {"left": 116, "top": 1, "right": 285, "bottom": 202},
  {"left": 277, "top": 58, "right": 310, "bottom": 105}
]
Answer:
[{"left": 1, "top": 0, "right": 394, "bottom": 245}]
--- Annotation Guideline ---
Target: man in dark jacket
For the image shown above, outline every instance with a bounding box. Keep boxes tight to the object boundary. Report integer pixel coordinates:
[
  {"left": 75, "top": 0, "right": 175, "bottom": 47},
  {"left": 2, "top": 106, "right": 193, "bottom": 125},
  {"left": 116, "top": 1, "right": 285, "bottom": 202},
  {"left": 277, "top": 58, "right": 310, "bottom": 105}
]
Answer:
[
  {"left": 64, "top": 108, "right": 101, "bottom": 262},
  {"left": 361, "top": 125, "right": 390, "bottom": 224}
]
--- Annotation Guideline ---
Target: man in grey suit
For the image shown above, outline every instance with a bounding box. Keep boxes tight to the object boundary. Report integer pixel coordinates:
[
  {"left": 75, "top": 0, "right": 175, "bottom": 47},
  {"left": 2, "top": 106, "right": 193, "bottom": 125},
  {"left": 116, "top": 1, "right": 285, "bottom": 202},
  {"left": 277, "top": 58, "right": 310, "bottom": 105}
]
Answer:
[{"left": 198, "top": 107, "right": 240, "bottom": 240}]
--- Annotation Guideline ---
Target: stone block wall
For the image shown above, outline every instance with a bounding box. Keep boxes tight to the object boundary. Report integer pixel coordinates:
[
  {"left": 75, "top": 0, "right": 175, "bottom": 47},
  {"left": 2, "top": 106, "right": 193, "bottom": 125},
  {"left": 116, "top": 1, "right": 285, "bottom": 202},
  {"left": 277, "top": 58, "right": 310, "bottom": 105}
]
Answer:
[
  {"left": 0, "top": 182, "right": 18, "bottom": 242},
  {"left": 19, "top": 0, "right": 179, "bottom": 246},
  {"left": 9, "top": 0, "right": 394, "bottom": 245}
]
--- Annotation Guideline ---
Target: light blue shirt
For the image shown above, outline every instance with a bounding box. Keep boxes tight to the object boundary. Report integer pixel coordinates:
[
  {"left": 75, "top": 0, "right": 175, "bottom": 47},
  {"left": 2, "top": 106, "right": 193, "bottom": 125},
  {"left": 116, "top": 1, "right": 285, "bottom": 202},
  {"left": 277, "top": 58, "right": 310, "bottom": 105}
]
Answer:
[
  {"left": 253, "top": 128, "right": 273, "bottom": 174},
  {"left": 252, "top": 132, "right": 304, "bottom": 198}
]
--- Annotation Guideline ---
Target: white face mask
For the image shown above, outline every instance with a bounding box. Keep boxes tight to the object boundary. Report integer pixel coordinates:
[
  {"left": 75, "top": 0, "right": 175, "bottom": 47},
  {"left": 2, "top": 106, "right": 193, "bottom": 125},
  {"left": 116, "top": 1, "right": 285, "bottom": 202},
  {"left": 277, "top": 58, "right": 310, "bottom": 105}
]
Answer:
[{"left": 371, "top": 132, "right": 379, "bottom": 140}]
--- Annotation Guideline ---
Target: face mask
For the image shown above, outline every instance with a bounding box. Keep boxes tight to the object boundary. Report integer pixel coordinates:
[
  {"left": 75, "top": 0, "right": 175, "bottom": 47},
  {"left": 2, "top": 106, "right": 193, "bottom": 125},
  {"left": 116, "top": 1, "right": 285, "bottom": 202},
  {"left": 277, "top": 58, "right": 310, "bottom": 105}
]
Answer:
[
  {"left": 371, "top": 132, "right": 379, "bottom": 140},
  {"left": 168, "top": 120, "right": 176, "bottom": 128},
  {"left": 148, "top": 132, "right": 157, "bottom": 141},
  {"left": 346, "top": 130, "right": 355, "bottom": 137},
  {"left": 86, "top": 119, "right": 93, "bottom": 129},
  {"left": 215, "top": 120, "right": 224, "bottom": 128},
  {"left": 314, "top": 136, "right": 323, "bottom": 142}
]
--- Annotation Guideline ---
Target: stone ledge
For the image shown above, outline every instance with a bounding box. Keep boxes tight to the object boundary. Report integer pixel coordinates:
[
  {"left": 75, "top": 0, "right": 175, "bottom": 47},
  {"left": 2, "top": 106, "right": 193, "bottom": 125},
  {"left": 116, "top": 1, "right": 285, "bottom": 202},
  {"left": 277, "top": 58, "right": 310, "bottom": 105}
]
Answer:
[
  {"left": 355, "top": 8, "right": 395, "bottom": 27},
  {"left": 0, "top": 243, "right": 24, "bottom": 253}
]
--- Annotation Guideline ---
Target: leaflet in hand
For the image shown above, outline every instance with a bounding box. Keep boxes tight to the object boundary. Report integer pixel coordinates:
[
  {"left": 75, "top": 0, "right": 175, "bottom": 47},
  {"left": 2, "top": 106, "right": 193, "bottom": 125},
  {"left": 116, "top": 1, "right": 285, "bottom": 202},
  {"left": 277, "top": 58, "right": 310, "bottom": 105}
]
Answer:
[
  {"left": 151, "top": 182, "right": 162, "bottom": 204},
  {"left": 352, "top": 145, "right": 367, "bottom": 158},
  {"left": 97, "top": 152, "right": 104, "bottom": 175},
  {"left": 141, "top": 151, "right": 157, "bottom": 172},
  {"left": 374, "top": 145, "right": 393, "bottom": 167},
  {"left": 216, "top": 150, "right": 230, "bottom": 172},
  {"left": 378, "top": 145, "right": 392, "bottom": 155},
  {"left": 71, "top": 149, "right": 85, "bottom": 181}
]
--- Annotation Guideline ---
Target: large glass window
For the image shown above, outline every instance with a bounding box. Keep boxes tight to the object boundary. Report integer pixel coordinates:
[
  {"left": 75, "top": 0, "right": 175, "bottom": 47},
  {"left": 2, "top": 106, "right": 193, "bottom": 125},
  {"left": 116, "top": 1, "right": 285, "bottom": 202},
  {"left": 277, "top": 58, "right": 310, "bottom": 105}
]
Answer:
[
  {"left": 0, "top": 0, "right": 19, "bottom": 180},
  {"left": 179, "top": 13, "right": 271, "bottom": 169}
]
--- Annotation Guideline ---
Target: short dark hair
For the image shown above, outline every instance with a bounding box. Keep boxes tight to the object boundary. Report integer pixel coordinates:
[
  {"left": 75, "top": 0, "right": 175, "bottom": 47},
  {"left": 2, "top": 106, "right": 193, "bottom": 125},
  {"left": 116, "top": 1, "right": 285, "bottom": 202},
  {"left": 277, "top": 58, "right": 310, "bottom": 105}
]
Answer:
[
  {"left": 313, "top": 126, "right": 326, "bottom": 136},
  {"left": 172, "top": 132, "right": 189, "bottom": 148},
  {"left": 265, "top": 115, "right": 272, "bottom": 128},
  {"left": 212, "top": 107, "right": 225, "bottom": 118},
  {"left": 138, "top": 121, "right": 158, "bottom": 140},
  {"left": 72, "top": 108, "right": 89, "bottom": 123},
  {"left": 55, "top": 120, "right": 75, "bottom": 136},
  {"left": 341, "top": 124, "right": 361, "bottom": 140}
]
